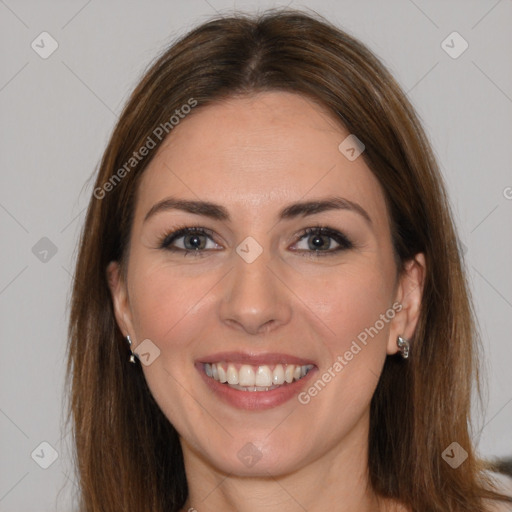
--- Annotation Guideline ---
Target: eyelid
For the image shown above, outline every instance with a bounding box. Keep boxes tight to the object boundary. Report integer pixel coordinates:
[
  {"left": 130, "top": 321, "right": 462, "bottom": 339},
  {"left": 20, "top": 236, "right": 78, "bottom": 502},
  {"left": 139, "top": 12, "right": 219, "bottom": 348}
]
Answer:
[
  {"left": 157, "top": 225, "right": 219, "bottom": 250},
  {"left": 289, "top": 226, "right": 353, "bottom": 256},
  {"left": 157, "top": 224, "right": 354, "bottom": 256}
]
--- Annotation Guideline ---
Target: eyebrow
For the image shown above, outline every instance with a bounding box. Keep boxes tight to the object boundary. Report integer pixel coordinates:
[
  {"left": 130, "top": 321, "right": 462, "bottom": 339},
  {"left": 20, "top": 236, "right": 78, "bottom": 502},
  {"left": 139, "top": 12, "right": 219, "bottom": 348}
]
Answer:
[{"left": 143, "top": 195, "right": 373, "bottom": 227}]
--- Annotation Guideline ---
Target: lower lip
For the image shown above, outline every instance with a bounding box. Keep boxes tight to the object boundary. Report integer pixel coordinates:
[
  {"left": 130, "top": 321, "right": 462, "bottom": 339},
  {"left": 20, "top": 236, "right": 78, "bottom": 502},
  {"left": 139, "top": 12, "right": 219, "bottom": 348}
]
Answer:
[{"left": 196, "top": 363, "right": 317, "bottom": 410}]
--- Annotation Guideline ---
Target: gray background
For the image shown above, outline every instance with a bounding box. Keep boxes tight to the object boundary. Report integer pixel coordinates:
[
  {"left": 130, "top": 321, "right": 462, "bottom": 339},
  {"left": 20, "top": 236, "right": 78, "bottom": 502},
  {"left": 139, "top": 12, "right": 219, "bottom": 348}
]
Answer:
[{"left": 1, "top": 1, "right": 511, "bottom": 510}]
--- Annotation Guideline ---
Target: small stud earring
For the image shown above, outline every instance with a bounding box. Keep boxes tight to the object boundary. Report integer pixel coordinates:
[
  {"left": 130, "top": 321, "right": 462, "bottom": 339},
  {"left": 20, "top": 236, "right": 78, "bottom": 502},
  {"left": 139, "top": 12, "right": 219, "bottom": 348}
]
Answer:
[
  {"left": 126, "top": 335, "right": 138, "bottom": 364},
  {"left": 397, "top": 335, "right": 410, "bottom": 359}
]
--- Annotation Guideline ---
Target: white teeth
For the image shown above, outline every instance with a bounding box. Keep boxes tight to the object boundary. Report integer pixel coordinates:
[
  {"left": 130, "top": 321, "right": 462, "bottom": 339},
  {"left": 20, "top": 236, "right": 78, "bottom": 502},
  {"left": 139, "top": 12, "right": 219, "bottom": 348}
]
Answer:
[
  {"left": 273, "top": 364, "right": 285, "bottom": 385},
  {"left": 255, "top": 365, "right": 273, "bottom": 387},
  {"left": 239, "top": 365, "right": 255, "bottom": 387},
  {"left": 217, "top": 365, "right": 227, "bottom": 383},
  {"left": 227, "top": 364, "right": 238, "bottom": 385},
  {"left": 205, "top": 362, "right": 314, "bottom": 391},
  {"left": 228, "top": 383, "right": 280, "bottom": 392}
]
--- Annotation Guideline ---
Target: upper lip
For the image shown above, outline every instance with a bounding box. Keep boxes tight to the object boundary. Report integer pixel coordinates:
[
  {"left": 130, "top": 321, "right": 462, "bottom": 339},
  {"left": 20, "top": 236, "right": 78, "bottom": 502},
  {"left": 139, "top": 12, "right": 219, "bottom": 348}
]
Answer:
[{"left": 198, "top": 351, "right": 317, "bottom": 367}]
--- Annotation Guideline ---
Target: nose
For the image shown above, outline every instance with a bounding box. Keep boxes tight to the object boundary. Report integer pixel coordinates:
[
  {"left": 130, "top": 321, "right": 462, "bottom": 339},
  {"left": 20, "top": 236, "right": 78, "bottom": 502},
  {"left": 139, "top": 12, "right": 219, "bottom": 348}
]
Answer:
[{"left": 218, "top": 244, "right": 293, "bottom": 336}]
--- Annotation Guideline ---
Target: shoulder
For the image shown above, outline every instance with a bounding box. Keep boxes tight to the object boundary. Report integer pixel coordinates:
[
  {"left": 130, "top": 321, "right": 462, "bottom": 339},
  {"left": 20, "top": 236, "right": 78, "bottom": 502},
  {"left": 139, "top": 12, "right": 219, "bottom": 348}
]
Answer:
[{"left": 483, "top": 471, "right": 512, "bottom": 512}]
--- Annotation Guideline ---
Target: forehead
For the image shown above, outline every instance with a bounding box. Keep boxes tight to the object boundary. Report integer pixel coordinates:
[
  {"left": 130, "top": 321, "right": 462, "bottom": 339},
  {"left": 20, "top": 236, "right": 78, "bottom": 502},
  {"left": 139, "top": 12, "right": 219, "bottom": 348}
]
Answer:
[{"left": 134, "top": 91, "right": 388, "bottom": 229}]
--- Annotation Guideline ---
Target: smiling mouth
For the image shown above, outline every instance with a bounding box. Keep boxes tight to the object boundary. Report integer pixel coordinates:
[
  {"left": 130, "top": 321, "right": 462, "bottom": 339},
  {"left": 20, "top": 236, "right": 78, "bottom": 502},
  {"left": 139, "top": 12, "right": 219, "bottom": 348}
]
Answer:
[{"left": 204, "top": 362, "right": 315, "bottom": 392}]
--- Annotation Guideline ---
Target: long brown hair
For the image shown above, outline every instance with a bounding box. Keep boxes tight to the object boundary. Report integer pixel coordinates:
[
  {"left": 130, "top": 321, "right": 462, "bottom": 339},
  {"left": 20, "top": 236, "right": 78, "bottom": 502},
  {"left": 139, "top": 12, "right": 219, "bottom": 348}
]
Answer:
[{"left": 65, "top": 9, "right": 512, "bottom": 511}]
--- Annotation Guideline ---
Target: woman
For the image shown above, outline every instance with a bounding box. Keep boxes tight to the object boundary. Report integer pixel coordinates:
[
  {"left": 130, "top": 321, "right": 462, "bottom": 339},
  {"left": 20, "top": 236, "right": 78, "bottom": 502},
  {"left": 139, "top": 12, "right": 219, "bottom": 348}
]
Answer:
[{"left": 66, "top": 9, "right": 512, "bottom": 512}]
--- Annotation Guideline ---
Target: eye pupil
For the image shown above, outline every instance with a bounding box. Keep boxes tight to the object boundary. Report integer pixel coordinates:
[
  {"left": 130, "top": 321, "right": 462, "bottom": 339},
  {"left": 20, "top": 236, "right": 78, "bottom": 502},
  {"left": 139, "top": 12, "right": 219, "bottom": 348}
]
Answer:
[
  {"left": 309, "top": 235, "right": 327, "bottom": 250},
  {"left": 160, "top": 225, "right": 350, "bottom": 257},
  {"left": 185, "top": 234, "right": 204, "bottom": 250}
]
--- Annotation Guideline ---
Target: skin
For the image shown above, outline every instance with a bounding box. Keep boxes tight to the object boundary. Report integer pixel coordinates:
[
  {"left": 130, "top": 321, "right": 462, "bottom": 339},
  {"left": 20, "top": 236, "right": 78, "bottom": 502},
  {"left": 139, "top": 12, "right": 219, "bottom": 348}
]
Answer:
[{"left": 107, "top": 91, "right": 425, "bottom": 512}]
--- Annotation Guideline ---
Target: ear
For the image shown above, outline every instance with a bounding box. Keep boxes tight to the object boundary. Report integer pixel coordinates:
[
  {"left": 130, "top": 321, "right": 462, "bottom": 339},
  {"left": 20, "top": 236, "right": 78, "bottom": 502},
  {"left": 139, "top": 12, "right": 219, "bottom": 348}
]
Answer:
[
  {"left": 386, "top": 253, "right": 426, "bottom": 356},
  {"left": 106, "top": 261, "right": 135, "bottom": 339}
]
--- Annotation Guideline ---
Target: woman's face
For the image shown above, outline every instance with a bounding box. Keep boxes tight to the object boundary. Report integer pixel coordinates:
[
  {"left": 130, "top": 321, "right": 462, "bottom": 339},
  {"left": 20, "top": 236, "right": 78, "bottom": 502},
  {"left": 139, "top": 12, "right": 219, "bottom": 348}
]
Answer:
[{"left": 108, "top": 91, "right": 423, "bottom": 477}]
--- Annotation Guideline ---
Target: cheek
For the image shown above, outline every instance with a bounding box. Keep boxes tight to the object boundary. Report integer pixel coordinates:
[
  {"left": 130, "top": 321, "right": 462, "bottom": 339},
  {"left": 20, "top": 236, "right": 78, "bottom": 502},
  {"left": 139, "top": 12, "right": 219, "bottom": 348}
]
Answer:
[
  {"left": 128, "top": 259, "right": 208, "bottom": 348},
  {"left": 300, "top": 263, "right": 395, "bottom": 421},
  {"left": 311, "top": 263, "right": 395, "bottom": 351},
  {"left": 127, "top": 262, "right": 213, "bottom": 428}
]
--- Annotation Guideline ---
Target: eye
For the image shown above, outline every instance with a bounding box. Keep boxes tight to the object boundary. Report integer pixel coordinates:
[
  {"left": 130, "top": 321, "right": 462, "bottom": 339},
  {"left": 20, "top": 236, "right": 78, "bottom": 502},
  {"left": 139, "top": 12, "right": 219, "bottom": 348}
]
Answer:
[
  {"left": 291, "top": 226, "right": 353, "bottom": 257},
  {"left": 157, "top": 225, "right": 354, "bottom": 258},
  {"left": 158, "top": 226, "right": 220, "bottom": 257}
]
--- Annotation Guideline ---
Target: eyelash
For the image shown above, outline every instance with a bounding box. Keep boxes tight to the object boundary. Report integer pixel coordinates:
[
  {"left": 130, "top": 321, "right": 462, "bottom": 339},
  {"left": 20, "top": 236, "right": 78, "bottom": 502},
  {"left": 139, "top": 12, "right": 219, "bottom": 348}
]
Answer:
[{"left": 156, "top": 224, "right": 354, "bottom": 258}]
